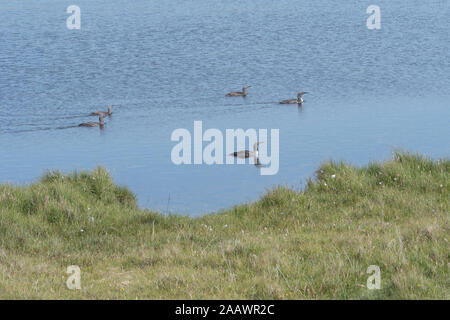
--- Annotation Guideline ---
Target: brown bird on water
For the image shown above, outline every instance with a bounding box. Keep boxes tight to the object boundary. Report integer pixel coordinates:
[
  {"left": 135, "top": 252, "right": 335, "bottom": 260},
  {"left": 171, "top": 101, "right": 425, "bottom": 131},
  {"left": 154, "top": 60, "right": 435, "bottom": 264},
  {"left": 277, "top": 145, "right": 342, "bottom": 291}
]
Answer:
[
  {"left": 229, "top": 142, "right": 263, "bottom": 159},
  {"left": 226, "top": 85, "right": 251, "bottom": 97},
  {"left": 280, "top": 92, "right": 308, "bottom": 104},
  {"left": 79, "top": 115, "right": 104, "bottom": 127},
  {"left": 90, "top": 105, "right": 112, "bottom": 117}
]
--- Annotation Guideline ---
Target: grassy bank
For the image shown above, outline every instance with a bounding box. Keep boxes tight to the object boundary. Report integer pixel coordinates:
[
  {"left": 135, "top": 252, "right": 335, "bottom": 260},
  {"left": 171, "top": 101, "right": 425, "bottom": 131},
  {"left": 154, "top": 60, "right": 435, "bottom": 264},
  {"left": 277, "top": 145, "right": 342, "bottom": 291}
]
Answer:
[{"left": 0, "top": 152, "right": 448, "bottom": 299}]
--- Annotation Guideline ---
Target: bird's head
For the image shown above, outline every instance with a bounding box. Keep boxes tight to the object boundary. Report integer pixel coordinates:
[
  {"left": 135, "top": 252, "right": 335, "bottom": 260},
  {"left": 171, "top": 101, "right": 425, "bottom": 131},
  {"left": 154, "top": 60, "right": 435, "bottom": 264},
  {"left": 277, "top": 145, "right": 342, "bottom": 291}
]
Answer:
[{"left": 254, "top": 141, "right": 264, "bottom": 151}]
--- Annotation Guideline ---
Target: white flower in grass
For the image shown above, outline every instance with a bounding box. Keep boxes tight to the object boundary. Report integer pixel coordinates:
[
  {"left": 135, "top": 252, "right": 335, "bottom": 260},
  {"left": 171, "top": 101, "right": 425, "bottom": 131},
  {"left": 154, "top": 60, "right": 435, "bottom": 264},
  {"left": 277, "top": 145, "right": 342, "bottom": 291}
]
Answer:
[{"left": 331, "top": 174, "right": 336, "bottom": 179}]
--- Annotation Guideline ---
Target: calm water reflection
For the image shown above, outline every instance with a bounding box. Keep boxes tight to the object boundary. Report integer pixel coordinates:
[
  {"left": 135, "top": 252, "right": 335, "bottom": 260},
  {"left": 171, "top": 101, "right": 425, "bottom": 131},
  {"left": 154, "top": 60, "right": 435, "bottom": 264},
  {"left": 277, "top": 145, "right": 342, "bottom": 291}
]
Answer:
[{"left": 0, "top": 0, "right": 449, "bottom": 215}]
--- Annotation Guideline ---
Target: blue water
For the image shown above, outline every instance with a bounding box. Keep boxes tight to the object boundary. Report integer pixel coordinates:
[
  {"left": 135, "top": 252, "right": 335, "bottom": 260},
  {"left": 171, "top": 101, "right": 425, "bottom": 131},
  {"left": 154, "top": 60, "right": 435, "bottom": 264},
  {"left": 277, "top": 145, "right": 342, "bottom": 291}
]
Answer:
[{"left": 1, "top": 0, "right": 449, "bottom": 215}]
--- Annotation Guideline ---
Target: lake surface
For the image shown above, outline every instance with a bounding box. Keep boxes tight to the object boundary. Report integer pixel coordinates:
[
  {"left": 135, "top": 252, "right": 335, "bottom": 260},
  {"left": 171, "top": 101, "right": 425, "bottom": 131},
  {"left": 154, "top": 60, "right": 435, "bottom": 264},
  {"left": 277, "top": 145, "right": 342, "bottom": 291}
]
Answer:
[{"left": 1, "top": 0, "right": 449, "bottom": 215}]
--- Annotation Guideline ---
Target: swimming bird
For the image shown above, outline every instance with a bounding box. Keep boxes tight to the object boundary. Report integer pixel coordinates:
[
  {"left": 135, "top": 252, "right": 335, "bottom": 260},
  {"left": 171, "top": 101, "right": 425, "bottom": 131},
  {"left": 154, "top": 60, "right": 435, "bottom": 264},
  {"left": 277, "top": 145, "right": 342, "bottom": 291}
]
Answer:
[
  {"left": 79, "top": 115, "right": 104, "bottom": 127},
  {"left": 230, "top": 142, "right": 263, "bottom": 159},
  {"left": 226, "top": 86, "right": 251, "bottom": 97},
  {"left": 280, "top": 92, "right": 308, "bottom": 104},
  {"left": 90, "top": 105, "right": 112, "bottom": 117}
]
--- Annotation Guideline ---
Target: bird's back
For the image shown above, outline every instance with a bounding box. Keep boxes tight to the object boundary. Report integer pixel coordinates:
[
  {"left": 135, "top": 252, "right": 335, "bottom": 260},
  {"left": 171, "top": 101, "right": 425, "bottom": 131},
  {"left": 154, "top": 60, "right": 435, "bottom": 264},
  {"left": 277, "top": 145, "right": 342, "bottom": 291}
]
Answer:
[
  {"left": 232, "top": 150, "right": 251, "bottom": 158},
  {"left": 280, "top": 99, "right": 297, "bottom": 104},
  {"left": 90, "top": 111, "right": 107, "bottom": 116},
  {"left": 226, "top": 91, "right": 244, "bottom": 97},
  {"left": 79, "top": 122, "right": 98, "bottom": 127}
]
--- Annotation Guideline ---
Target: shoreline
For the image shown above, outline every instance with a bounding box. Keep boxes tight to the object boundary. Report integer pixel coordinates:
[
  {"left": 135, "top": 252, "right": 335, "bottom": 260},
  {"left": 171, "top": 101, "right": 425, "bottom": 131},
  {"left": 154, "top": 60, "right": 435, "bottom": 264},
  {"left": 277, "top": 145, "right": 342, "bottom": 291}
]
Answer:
[{"left": 0, "top": 151, "right": 448, "bottom": 299}]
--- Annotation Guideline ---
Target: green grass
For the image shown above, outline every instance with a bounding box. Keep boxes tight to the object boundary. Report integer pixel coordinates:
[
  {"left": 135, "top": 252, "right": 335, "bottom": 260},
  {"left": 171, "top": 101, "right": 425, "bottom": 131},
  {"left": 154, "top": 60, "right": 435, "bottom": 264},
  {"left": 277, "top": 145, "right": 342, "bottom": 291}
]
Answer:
[{"left": 0, "top": 151, "right": 448, "bottom": 299}]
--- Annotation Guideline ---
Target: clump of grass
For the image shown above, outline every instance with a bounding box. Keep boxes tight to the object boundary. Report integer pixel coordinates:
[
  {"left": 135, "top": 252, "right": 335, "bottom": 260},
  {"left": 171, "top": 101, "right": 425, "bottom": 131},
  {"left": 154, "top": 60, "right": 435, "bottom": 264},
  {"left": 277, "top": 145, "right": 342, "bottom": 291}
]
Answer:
[{"left": 0, "top": 152, "right": 448, "bottom": 299}]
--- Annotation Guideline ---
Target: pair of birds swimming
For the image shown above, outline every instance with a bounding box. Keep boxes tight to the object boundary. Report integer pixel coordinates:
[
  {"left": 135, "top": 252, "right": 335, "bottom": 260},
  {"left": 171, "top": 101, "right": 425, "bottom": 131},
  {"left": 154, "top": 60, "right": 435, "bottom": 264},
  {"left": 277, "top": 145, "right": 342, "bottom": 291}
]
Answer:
[
  {"left": 226, "top": 85, "right": 308, "bottom": 104},
  {"left": 79, "top": 102, "right": 259, "bottom": 162},
  {"left": 79, "top": 106, "right": 113, "bottom": 127}
]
